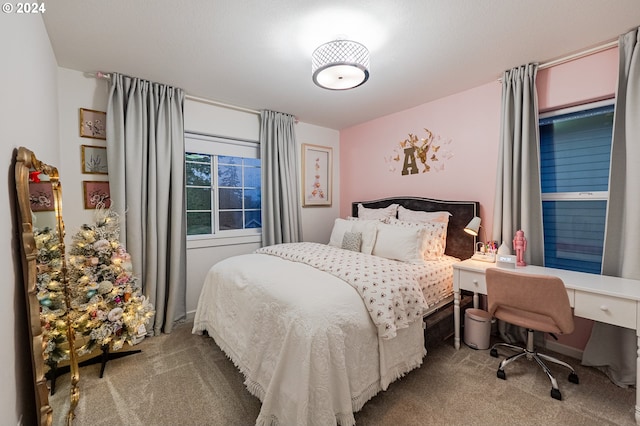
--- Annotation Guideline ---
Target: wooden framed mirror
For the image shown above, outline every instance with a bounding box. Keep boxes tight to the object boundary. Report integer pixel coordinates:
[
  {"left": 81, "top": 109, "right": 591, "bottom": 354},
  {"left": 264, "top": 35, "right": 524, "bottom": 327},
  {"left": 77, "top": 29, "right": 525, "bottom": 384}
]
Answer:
[{"left": 15, "top": 147, "right": 79, "bottom": 426}]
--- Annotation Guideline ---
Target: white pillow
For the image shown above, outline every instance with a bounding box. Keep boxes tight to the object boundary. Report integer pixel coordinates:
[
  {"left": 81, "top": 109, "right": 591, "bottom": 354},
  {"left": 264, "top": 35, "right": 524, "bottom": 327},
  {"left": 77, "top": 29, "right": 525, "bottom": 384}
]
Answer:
[
  {"left": 328, "top": 218, "right": 377, "bottom": 255},
  {"left": 328, "top": 218, "right": 352, "bottom": 247},
  {"left": 388, "top": 218, "right": 448, "bottom": 260},
  {"left": 357, "top": 203, "right": 399, "bottom": 221},
  {"left": 372, "top": 223, "right": 428, "bottom": 264},
  {"left": 397, "top": 206, "right": 451, "bottom": 224},
  {"left": 350, "top": 219, "right": 378, "bottom": 255}
]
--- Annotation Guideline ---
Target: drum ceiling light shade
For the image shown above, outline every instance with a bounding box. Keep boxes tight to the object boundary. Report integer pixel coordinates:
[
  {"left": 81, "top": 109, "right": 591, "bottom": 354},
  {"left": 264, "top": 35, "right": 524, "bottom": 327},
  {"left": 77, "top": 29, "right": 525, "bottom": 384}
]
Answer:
[{"left": 312, "top": 39, "right": 370, "bottom": 90}]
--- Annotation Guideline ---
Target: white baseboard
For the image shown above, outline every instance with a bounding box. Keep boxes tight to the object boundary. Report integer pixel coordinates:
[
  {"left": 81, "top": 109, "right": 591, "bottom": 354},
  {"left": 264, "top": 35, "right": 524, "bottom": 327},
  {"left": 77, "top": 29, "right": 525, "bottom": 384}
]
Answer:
[
  {"left": 545, "top": 339, "right": 583, "bottom": 360},
  {"left": 185, "top": 310, "right": 196, "bottom": 322}
]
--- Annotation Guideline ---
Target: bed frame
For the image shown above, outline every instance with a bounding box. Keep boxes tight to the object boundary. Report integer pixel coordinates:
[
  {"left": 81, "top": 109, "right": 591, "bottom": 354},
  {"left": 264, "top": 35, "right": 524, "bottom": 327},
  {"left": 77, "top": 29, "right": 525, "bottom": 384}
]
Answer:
[
  {"left": 353, "top": 196, "right": 479, "bottom": 346},
  {"left": 352, "top": 196, "right": 480, "bottom": 261}
]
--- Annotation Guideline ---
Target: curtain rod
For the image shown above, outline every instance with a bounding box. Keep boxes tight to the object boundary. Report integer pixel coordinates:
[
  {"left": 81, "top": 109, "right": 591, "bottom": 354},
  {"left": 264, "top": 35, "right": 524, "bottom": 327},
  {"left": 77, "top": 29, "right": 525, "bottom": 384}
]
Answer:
[
  {"left": 538, "top": 39, "right": 618, "bottom": 70},
  {"left": 90, "top": 72, "right": 261, "bottom": 116},
  {"left": 497, "top": 39, "right": 619, "bottom": 82}
]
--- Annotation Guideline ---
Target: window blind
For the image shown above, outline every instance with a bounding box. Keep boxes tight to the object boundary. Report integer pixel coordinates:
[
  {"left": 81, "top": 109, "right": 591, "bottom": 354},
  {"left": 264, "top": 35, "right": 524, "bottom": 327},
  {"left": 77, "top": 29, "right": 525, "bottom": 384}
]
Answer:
[
  {"left": 542, "top": 200, "right": 607, "bottom": 274},
  {"left": 540, "top": 104, "right": 614, "bottom": 194},
  {"left": 539, "top": 103, "right": 614, "bottom": 274}
]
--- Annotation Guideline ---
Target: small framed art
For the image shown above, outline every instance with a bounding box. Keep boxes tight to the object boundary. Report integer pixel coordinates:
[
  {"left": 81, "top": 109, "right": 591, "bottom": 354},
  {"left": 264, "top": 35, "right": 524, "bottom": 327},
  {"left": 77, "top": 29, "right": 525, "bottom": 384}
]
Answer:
[
  {"left": 81, "top": 145, "right": 108, "bottom": 174},
  {"left": 79, "top": 108, "right": 106, "bottom": 139},
  {"left": 301, "top": 143, "right": 332, "bottom": 207},
  {"left": 83, "top": 181, "right": 111, "bottom": 209},
  {"left": 29, "top": 182, "right": 55, "bottom": 212}
]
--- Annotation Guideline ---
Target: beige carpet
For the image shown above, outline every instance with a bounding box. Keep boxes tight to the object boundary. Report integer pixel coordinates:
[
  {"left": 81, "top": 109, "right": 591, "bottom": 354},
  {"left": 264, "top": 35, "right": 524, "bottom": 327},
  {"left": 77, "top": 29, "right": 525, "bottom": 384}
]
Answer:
[{"left": 50, "top": 321, "right": 636, "bottom": 426}]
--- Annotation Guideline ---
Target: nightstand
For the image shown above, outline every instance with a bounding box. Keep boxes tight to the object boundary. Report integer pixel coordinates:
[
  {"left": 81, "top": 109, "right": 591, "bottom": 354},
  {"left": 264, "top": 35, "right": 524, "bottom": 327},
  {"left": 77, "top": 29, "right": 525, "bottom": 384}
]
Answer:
[{"left": 452, "top": 259, "right": 493, "bottom": 350}]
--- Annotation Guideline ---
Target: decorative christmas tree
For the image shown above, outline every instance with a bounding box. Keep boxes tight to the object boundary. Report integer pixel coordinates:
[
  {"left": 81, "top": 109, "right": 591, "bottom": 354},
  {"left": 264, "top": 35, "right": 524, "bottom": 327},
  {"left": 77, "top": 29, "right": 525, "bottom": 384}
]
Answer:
[
  {"left": 34, "top": 227, "right": 69, "bottom": 367},
  {"left": 67, "top": 208, "right": 154, "bottom": 355}
]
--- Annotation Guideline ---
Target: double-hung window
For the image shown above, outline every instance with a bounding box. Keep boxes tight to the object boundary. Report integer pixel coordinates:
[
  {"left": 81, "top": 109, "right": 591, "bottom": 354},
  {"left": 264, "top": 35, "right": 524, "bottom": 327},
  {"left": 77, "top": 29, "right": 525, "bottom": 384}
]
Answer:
[
  {"left": 539, "top": 99, "right": 614, "bottom": 274},
  {"left": 185, "top": 133, "right": 261, "bottom": 240}
]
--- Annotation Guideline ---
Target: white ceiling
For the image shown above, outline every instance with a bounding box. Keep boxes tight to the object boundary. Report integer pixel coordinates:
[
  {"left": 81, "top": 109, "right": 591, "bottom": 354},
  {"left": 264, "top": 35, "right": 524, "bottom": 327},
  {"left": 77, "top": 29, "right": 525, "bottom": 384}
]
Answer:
[{"left": 42, "top": 1, "right": 640, "bottom": 130}]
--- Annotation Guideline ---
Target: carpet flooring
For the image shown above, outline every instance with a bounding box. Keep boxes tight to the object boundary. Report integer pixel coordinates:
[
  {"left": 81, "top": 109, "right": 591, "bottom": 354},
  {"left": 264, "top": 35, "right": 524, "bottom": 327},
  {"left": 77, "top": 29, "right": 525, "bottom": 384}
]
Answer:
[{"left": 50, "top": 320, "right": 636, "bottom": 425}]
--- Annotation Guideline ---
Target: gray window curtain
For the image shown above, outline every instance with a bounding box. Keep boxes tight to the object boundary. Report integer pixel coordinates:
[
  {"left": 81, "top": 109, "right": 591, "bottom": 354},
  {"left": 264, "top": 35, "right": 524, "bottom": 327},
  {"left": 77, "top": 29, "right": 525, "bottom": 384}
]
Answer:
[
  {"left": 582, "top": 27, "right": 640, "bottom": 387},
  {"left": 106, "top": 73, "right": 187, "bottom": 335},
  {"left": 259, "top": 110, "right": 302, "bottom": 246},
  {"left": 491, "top": 63, "right": 544, "bottom": 266},
  {"left": 491, "top": 64, "right": 544, "bottom": 344}
]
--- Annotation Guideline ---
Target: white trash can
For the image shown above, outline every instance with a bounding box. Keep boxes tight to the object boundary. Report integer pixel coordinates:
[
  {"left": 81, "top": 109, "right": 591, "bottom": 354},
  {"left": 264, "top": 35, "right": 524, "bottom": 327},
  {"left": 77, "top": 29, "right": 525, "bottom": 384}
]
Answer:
[{"left": 464, "top": 308, "right": 492, "bottom": 350}]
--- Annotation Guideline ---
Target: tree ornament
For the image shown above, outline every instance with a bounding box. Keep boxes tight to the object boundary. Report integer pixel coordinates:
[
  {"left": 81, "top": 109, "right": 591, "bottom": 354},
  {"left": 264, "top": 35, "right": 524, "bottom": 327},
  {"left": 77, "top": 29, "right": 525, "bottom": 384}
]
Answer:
[
  {"left": 34, "top": 227, "right": 69, "bottom": 365},
  {"left": 68, "top": 207, "right": 155, "bottom": 353}
]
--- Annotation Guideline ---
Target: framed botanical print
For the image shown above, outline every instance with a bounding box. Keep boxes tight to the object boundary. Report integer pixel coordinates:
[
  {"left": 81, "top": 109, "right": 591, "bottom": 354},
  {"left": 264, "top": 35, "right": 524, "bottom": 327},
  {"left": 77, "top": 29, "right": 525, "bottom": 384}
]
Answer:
[
  {"left": 81, "top": 145, "right": 108, "bottom": 174},
  {"left": 301, "top": 144, "right": 332, "bottom": 207},
  {"left": 79, "top": 108, "right": 106, "bottom": 139},
  {"left": 83, "top": 180, "right": 111, "bottom": 209},
  {"left": 29, "top": 182, "right": 55, "bottom": 212}
]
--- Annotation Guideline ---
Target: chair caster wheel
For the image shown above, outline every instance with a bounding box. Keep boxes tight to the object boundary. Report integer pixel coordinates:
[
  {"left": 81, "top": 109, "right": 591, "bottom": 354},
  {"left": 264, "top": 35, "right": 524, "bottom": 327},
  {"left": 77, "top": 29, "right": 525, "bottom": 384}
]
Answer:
[
  {"left": 551, "top": 388, "right": 562, "bottom": 400},
  {"left": 490, "top": 348, "right": 498, "bottom": 358},
  {"left": 568, "top": 372, "right": 579, "bottom": 384},
  {"left": 497, "top": 369, "right": 506, "bottom": 380}
]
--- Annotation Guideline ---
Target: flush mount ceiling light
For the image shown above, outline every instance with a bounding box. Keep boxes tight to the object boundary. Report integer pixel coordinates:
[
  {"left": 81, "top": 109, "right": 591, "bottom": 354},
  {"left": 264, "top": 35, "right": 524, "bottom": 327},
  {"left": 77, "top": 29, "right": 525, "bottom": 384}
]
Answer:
[{"left": 312, "top": 39, "right": 370, "bottom": 90}]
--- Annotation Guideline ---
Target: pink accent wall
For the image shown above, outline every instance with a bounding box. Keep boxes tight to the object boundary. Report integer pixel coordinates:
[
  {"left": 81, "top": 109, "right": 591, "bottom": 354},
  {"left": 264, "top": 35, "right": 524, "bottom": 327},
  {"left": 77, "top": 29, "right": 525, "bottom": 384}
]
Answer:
[
  {"left": 340, "top": 82, "right": 501, "bottom": 232},
  {"left": 339, "top": 47, "right": 619, "bottom": 351},
  {"left": 538, "top": 47, "right": 618, "bottom": 111}
]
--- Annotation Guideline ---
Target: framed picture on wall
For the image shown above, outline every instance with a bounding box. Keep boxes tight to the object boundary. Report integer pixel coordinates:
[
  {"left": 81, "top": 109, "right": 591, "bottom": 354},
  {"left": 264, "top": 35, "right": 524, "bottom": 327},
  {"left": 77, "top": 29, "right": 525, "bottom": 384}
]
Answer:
[
  {"left": 29, "top": 182, "right": 55, "bottom": 212},
  {"left": 301, "top": 143, "right": 332, "bottom": 207},
  {"left": 81, "top": 145, "right": 108, "bottom": 174},
  {"left": 83, "top": 180, "right": 111, "bottom": 209},
  {"left": 79, "top": 108, "right": 106, "bottom": 139}
]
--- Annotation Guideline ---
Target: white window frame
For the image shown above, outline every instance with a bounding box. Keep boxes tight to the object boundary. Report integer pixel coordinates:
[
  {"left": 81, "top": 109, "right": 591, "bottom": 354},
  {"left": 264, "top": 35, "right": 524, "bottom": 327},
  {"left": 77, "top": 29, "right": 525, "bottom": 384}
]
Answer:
[{"left": 185, "top": 132, "right": 261, "bottom": 248}]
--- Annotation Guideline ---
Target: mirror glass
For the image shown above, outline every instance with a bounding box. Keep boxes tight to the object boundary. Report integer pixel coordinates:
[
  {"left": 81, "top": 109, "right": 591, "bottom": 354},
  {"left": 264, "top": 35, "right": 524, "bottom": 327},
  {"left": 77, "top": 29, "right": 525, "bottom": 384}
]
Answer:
[{"left": 15, "top": 147, "right": 78, "bottom": 426}]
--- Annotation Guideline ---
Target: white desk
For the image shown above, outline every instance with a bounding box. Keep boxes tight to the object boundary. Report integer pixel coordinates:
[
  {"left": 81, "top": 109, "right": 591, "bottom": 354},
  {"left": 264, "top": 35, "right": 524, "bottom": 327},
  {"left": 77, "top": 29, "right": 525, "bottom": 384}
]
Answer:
[{"left": 453, "top": 259, "right": 640, "bottom": 423}]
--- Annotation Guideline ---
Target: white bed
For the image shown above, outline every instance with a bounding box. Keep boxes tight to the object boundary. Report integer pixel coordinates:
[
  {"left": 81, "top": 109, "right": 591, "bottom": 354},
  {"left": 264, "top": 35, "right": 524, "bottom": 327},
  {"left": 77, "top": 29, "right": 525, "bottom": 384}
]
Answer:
[{"left": 192, "top": 197, "right": 479, "bottom": 425}]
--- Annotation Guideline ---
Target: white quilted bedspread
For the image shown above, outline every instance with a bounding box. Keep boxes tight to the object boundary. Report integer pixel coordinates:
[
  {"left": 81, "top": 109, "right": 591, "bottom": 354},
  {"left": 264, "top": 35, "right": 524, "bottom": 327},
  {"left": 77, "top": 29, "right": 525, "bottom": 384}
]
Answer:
[
  {"left": 256, "top": 242, "right": 429, "bottom": 339},
  {"left": 192, "top": 245, "right": 427, "bottom": 426}
]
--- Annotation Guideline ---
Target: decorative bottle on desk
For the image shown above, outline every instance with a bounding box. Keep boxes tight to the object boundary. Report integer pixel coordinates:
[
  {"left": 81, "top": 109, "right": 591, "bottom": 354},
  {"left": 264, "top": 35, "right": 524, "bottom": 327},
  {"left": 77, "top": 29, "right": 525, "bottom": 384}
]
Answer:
[
  {"left": 497, "top": 241, "right": 510, "bottom": 255},
  {"left": 513, "top": 230, "right": 527, "bottom": 266}
]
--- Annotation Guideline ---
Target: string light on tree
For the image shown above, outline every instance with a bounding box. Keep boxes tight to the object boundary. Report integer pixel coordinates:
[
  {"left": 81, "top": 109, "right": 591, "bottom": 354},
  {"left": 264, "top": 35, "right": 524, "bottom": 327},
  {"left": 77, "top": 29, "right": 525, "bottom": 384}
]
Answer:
[
  {"left": 67, "top": 208, "right": 154, "bottom": 354},
  {"left": 34, "top": 227, "right": 69, "bottom": 365}
]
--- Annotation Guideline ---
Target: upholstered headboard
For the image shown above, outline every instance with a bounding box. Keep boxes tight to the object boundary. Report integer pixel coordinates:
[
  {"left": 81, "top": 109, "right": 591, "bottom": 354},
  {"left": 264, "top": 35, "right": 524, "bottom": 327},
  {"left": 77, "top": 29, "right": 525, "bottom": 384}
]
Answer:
[{"left": 352, "top": 196, "right": 480, "bottom": 260}]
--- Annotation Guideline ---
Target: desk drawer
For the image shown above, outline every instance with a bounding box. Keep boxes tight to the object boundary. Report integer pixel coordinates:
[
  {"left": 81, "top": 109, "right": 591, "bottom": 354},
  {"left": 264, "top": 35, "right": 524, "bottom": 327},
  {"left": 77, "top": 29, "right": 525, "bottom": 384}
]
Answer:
[
  {"left": 566, "top": 289, "right": 574, "bottom": 308},
  {"left": 574, "top": 292, "right": 636, "bottom": 329},
  {"left": 459, "top": 270, "right": 487, "bottom": 294}
]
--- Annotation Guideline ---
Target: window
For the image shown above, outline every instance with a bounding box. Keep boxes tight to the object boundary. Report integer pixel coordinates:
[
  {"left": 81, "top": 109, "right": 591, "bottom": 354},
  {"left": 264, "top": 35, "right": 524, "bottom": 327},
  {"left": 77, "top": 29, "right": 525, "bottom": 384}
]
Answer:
[
  {"left": 539, "top": 100, "right": 614, "bottom": 274},
  {"left": 185, "top": 133, "right": 261, "bottom": 238}
]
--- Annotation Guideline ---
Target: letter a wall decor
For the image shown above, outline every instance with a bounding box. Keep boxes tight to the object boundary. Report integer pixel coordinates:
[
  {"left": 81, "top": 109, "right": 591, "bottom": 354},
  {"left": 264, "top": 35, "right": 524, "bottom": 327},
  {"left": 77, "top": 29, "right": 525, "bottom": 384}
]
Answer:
[{"left": 384, "top": 128, "right": 454, "bottom": 175}]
